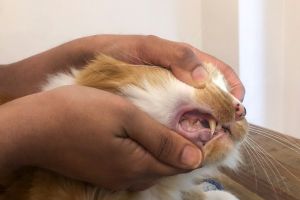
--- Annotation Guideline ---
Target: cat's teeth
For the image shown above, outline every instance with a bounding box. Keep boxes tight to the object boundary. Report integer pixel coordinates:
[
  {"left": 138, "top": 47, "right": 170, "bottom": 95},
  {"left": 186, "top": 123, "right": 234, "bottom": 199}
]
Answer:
[
  {"left": 194, "top": 120, "right": 201, "bottom": 128},
  {"left": 208, "top": 119, "right": 216, "bottom": 135},
  {"left": 216, "top": 123, "right": 222, "bottom": 131}
]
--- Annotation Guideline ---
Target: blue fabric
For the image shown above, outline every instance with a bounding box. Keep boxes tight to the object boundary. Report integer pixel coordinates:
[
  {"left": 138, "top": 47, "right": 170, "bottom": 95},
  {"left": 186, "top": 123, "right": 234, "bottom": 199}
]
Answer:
[{"left": 199, "top": 179, "right": 224, "bottom": 192}]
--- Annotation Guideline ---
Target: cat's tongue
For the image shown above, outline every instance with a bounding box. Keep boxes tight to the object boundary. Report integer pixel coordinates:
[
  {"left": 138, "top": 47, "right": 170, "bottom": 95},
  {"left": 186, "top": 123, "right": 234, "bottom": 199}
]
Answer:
[{"left": 177, "top": 110, "right": 217, "bottom": 147}]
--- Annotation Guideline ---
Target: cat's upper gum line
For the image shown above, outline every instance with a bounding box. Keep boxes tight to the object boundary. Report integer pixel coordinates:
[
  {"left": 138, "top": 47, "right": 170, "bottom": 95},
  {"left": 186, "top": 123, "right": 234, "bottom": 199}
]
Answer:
[{"left": 173, "top": 105, "right": 218, "bottom": 132}]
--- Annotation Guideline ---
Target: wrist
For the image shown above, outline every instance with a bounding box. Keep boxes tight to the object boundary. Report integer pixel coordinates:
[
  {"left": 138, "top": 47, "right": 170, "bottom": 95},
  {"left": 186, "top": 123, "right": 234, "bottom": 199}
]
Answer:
[{"left": 0, "top": 92, "right": 58, "bottom": 175}]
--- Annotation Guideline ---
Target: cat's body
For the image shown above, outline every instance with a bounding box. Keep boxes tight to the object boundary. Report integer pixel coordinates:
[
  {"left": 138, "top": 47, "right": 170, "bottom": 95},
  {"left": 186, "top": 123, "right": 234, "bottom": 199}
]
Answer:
[{"left": 0, "top": 55, "right": 248, "bottom": 200}]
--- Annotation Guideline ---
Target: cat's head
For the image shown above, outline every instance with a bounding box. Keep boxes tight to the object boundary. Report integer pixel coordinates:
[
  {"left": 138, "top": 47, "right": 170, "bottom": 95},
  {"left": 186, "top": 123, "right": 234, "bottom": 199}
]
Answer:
[{"left": 76, "top": 55, "right": 248, "bottom": 170}]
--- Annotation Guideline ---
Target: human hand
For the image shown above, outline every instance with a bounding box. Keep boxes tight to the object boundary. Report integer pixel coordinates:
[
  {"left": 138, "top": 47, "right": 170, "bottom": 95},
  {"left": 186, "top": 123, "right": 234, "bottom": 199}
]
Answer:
[
  {"left": 0, "top": 85, "right": 201, "bottom": 190},
  {"left": 0, "top": 35, "right": 245, "bottom": 102},
  {"left": 81, "top": 35, "right": 245, "bottom": 101}
]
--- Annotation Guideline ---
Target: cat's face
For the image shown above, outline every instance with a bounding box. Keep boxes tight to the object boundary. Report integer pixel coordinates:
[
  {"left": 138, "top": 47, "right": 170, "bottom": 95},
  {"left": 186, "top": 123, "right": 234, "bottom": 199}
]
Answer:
[
  {"left": 169, "top": 66, "right": 248, "bottom": 167},
  {"left": 77, "top": 55, "right": 248, "bottom": 169}
]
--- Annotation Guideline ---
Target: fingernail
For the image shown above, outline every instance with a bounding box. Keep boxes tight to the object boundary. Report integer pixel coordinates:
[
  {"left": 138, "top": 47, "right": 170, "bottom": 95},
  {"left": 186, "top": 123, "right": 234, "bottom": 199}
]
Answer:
[
  {"left": 181, "top": 145, "right": 202, "bottom": 168},
  {"left": 192, "top": 66, "right": 208, "bottom": 83}
]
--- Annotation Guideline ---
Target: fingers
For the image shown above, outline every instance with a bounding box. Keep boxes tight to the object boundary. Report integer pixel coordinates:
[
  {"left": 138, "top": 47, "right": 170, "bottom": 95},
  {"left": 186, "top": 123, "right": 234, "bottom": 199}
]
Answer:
[
  {"left": 229, "top": 82, "right": 245, "bottom": 102},
  {"left": 138, "top": 35, "right": 208, "bottom": 88},
  {"left": 188, "top": 44, "right": 246, "bottom": 101},
  {"left": 124, "top": 105, "right": 202, "bottom": 170},
  {"left": 139, "top": 36, "right": 245, "bottom": 101}
]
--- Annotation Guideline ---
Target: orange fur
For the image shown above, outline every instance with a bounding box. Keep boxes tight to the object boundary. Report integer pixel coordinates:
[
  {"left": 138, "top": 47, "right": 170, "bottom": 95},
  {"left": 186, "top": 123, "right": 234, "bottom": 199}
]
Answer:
[
  {"left": 0, "top": 55, "right": 248, "bottom": 200},
  {"left": 76, "top": 55, "right": 169, "bottom": 94}
]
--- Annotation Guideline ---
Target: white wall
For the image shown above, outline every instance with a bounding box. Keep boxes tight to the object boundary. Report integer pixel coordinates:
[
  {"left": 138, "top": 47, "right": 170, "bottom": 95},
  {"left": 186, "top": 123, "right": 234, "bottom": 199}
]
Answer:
[
  {"left": 283, "top": 1, "right": 300, "bottom": 137},
  {"left": 0, "top": 0, "right": 202, "bottom": 63},
  {"left": 239, "top": 0, "right": 286, "bottom": 133},
  {"left": 239, "top": 0, "right": 300, "bottom": 137},
  {"left": 201, "top": 0, "right": 239, "bottom": 71}
]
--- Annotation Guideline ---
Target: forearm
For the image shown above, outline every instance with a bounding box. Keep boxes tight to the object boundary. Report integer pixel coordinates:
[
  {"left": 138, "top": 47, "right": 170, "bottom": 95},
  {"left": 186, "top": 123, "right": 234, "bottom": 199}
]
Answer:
[
  {"left": 0, "top": 37, "right": 92, "bottom": 98},
  {"left": 0, "top": 35, "right": 145, "bottom": 99},
  {"left": 0, "top": 93, "right": 52, "bottom": 180}
]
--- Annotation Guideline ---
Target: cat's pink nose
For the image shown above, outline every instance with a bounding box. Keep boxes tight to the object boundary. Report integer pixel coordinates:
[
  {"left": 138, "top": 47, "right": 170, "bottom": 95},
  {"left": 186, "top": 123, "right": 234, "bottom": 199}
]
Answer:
[{"left": 234, "top": 103, "right": 246, "bottom": 120}]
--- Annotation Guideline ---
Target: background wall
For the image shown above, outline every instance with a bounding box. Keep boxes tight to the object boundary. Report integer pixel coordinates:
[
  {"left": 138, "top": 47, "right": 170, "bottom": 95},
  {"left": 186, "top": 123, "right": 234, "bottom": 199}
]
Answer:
[
  {"left": 0, "top": 0, "right": 202, "bottom": 63},
  {"left": 283, "top": 1, "right": 300, "bottom": 138},
  {"left": 239, "top": 0, "right": 300, "bottom": 137},
  {"left": 0, "top": 0, "right": 299, "bottom": 137},
  {"left": 201, "top": 0, "right": 239, "bottom": 72}
]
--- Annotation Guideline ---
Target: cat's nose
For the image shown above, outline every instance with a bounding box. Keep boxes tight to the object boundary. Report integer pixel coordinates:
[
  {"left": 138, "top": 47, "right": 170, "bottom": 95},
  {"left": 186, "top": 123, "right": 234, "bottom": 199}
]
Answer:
[{"left": 234, "top": 102, "right": 246, "bottom": 120}]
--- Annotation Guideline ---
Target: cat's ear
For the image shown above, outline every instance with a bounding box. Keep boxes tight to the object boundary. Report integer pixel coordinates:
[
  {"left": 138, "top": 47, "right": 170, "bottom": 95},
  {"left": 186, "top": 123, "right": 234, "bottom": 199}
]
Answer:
[{"left": 76, "top": 54, "right": 142, "bottom": 93}]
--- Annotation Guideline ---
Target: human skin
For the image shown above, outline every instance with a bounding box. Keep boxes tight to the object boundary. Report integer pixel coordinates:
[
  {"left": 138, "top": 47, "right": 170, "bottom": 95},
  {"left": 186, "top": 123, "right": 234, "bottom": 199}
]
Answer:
[{"left": 0, "top": 35, "right": 245, "bottom": 190}]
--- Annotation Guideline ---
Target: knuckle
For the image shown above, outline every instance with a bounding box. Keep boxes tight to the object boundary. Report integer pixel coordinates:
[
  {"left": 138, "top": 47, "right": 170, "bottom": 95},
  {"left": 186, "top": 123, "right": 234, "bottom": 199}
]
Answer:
[
  {"left": 175, "top": 45, "right": 196, "bottom": 62},
  {"left": 107, "top": 96, "right": 138, "bottom": 128},
  {"left": 144, "top": 35, "right": 161, "bottom": 41},
  {"left": 180, "top": 42, "right": 193, "bottom": 48},
  {"left": 140, "top": 35, "right": 163, "bottom": 51},
  {"left": 112, "top": 97, "right": 134, "bottom": 117},
  {"left": 119, "top": 101, "right": 137, "bottom": 123}
]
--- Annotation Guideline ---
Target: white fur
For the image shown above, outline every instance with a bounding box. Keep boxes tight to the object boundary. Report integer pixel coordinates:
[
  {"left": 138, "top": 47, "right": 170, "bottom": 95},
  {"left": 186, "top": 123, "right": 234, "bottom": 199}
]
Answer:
[
  {"left": 121, "top": 74, "right": 194, "bottom": 125},
  {"left": 212, "top": 73, "right": 229, "bottom": 93},
  {"left": 42, "top": 69, "right": 78, "bottom": 91},
  {"left": 121, "top": 74, "right": 213, "bottom": 126},
  {"left": 204, "top": 190, "right": 239, "bottom": 200},
  {"left": 43, "top": 71, "right": 241, "bottom": 200}
]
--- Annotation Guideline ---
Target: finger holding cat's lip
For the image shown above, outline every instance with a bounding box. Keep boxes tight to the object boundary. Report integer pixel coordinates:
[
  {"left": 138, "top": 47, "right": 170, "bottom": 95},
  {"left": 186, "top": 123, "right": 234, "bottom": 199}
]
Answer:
[
  {"left": 123, "top": 106, "right": 203, "bottom": 170},
  {"left": 181, "top": 144, "right": 203, "bottom": 168}
]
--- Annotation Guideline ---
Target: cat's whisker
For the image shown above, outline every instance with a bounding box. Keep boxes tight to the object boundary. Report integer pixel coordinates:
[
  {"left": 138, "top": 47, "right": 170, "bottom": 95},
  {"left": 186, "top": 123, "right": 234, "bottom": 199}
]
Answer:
[
  {"left": 242, "top": 140, "right": 275, "bottom": 195},
  {"left": 246, "top": 138, "right": 292, "bottom": 195},
  {"left": 250, "top": 130, "right": 300, "bottom": 153},
  {"left": 249, "top": 125, "right": 298, "bottom": 143},
  {"left": 248, "top": 137, "right": 300, "bottom": 182},
  {"left": 244, "top": 139, "right": 280, "bottom": 199},
  {"left": 249, "top": 127, "right": 300, "bottom": 154},
  {"left": 241, "top": 142, "right": 258, "bottom": 190},
  {"left": 246, "top": 137, "right": 291, "bottom": 193},
  {"left": 249, "top": 126, "right": 300, "bottom": 153}
]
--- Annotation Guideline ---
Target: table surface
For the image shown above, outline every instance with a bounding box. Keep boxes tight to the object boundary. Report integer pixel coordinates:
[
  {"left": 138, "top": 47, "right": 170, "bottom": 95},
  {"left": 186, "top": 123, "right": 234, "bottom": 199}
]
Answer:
[{"left": 219, "top": 124, "right": 300, "bottom": 200}]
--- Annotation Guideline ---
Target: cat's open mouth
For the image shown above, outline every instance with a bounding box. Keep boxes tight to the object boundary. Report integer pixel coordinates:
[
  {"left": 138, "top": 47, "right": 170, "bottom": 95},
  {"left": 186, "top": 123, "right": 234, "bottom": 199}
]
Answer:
[{"left": 175, "top": 109, "right": 230, "bottom": 148}]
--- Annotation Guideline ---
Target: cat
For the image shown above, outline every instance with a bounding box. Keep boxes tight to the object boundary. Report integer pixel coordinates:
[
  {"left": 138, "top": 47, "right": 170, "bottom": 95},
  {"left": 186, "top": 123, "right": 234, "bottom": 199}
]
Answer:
[{"left": 0, "top": 55, "right": 248, "bottom": 200}]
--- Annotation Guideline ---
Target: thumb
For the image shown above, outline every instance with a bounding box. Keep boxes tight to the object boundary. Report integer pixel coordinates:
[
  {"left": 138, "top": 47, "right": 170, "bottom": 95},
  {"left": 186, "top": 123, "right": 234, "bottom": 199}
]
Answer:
[
  {"left": 171, "top": 64, "right": 208, "bottom": 88},
  {"left": 124, "top": 107, "right": 203, "bottom": 170}
]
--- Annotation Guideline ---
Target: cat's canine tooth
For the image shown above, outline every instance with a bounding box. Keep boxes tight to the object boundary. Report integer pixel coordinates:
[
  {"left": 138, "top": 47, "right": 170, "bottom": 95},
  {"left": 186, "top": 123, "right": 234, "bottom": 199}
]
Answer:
[{"left": 208, "top": 119, "right": 216, "bottom": 134}]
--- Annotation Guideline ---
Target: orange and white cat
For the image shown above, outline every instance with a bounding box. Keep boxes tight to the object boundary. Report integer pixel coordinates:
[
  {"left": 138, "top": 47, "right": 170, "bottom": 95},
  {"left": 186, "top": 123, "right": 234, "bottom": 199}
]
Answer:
[{"left": 1, "top": 55, "right": 248, "bottom": 200}]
